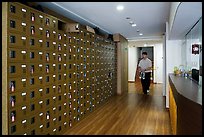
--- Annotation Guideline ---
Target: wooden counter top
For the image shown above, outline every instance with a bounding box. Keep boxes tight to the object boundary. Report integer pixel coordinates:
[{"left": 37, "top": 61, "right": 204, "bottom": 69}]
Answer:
[
  {"left": 169, "top": 74, "right": 202, "bottom": 106},
  {"left": 169, "top": 73, "right": 202, "bottom": 135}
]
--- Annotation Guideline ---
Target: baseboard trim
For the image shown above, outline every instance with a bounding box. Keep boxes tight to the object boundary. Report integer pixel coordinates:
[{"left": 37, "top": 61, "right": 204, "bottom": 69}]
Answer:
[{"left": 128, "top": 81, "right": 135, "bottom": 83}]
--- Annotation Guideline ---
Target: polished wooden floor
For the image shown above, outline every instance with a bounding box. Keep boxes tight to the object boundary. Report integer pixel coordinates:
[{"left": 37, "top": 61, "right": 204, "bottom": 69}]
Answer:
[{"left": 64, "top": 82, "right": 172, "bottom": 135}]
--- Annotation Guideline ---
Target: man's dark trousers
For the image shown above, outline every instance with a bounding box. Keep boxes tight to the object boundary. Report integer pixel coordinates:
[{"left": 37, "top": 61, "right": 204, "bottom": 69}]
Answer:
[{"left": 141, "top": 72, "right": 151, "bottom": 94}]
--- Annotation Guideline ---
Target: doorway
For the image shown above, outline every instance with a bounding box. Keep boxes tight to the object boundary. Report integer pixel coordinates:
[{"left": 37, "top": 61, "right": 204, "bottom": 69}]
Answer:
[
  {"left": 128, "top": 44, "right": 164, "bottom": 96},
  {"left": 138, "top": 46, "right": 154, "bottom": 82}
]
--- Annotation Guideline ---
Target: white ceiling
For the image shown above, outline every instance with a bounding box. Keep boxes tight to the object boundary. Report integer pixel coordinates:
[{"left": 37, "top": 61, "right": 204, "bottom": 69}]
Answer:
[
  {"left": 37, "top": 2, "right": 171, "bottom": 40},
  {"left": 169, "top": 2, "right": 202, "bottom": 40}
]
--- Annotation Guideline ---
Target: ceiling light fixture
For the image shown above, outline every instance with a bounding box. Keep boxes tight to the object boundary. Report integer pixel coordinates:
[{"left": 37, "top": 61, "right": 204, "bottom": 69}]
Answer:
[
  {"left": 117, "top": 5, "right": 124, "bottom": 11},
  {"left": 131, "top": 23, "right": 137, "bottom": 27},
  {"left": 129, "top": 21, "right": 134, "bottom": 24},
  {"left": 139, "top": 33, "right": 143, "bottom": 36},
  {"left": 137, "top": 30, "right": 140, "bottom": 32},
  {"left": 126, "top": 17, "right": 130, "bottom": 20}
]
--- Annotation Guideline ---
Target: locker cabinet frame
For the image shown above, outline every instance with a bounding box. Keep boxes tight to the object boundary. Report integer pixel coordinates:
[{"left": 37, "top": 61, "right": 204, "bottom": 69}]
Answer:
[{"left": 4, "top": 2, "right": 117, "bottom": 135}]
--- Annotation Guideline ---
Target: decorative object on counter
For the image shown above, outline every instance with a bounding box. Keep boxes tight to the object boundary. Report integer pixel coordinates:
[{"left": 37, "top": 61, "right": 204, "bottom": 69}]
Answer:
[
  {"left": 173, "top": 66, "right": 181, "bottom": 76},
  {"left": 184, "top": 71, "right": 188, "bottom": 78},
  {"left": 199, "top": 65, "right": 202, "bottom": 76},
  {"left": 192, "top": 69, "right": 199, "bottom": 83},
  {"left": 179, "top": 65, "right": 185, "bottom": 76},
  {"left": 187, "top": 69, "right": 192, "bottom": 78}
]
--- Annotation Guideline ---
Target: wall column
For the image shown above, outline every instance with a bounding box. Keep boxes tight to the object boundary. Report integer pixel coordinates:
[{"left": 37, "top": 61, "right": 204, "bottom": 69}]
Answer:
[
  {"left": 114, "top": 33, "right": 128, "bottom": 95},
  {"left": 2, "top": 2, "right": 8, "bottom": 135}
]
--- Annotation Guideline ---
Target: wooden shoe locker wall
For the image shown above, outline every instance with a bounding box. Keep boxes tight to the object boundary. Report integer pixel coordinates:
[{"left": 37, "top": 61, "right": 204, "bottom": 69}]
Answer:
[{"left": 2, "top": 2, "right": 117, "bottom": 135}]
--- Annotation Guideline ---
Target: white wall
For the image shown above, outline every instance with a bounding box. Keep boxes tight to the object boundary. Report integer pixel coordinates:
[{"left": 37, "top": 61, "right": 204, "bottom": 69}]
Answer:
[
  {"left": 165, "top": 39, "right": 182, "bottom": 108},
  {"left": 128, "top": 47, "right": 138, "bottom": 81},
  {"left": 166, "top": 40, "right": 182, "bottom": 74},
  {"left": 154, "top": 43, "right": 163, "bottom": 83}
]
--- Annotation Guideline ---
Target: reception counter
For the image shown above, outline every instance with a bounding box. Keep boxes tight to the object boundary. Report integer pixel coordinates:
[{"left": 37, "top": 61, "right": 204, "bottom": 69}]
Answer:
[{"left": 169, "top": 74, "right": 202, "bottom": 135}]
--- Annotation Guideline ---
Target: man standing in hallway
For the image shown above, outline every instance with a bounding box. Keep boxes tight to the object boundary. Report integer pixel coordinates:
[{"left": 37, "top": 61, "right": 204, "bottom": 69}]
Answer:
[{"left": 138, "top": 52, "right": 152, "bottom": 94}]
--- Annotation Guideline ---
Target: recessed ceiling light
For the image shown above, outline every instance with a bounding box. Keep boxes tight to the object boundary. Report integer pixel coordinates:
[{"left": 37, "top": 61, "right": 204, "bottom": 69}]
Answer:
[
  {"left": 131, "top": 23, "right": 137, "bottom": 27},
  {"left": 137, "top": 30, "right": 140, "bottom": 32},
  {"left": 139, "top": 33, "right": 143, "bottom": 36},
  {"left": 144, "top": 44, "right": 147, "bottom": 47},
  {"left": 117, "top": 5, "right": 124, "bottom": 11},
  {"left": 129, "top": 21, "right": 134, "bottom": 24}
]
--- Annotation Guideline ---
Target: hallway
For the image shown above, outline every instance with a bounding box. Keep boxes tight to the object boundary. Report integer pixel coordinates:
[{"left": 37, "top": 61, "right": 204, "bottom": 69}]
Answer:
[
  {"left": 2, "top": 2, "right": 202, "bottom": 135},
  {"left": 64, "top": 82, "right": 172, "bottom": 135},
  {"left": 128, "top": 81, "right": 163, "bottom": 96}
]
